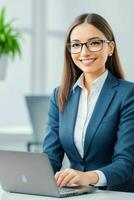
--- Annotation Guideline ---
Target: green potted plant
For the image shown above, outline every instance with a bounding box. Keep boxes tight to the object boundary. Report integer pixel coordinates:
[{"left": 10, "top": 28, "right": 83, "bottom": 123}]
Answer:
[{"left": 0, "top": 7, "right": 22, "bottom": 80}]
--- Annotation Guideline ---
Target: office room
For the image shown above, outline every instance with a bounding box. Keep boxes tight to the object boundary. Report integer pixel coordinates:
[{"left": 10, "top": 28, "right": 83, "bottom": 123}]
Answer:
[{"left": 0, "top": 0, "right": 134, "bottom": 199}]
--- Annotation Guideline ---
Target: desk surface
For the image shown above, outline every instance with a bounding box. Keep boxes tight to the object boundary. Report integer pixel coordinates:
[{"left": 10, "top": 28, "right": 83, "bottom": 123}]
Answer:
[{"left": 0, "top": 188, "right": 134, "bottom": 200}]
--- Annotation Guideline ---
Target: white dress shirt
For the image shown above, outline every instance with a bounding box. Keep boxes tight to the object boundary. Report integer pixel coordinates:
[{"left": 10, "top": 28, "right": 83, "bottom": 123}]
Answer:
[{"left": 73, "top": 70, "right": 108, "bottom": 186}]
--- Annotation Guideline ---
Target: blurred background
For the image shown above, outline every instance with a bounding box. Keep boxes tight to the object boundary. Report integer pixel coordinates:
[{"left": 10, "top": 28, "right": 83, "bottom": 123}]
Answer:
[{"left": 0, "top": 0, "right": 134, "bottom": 152}]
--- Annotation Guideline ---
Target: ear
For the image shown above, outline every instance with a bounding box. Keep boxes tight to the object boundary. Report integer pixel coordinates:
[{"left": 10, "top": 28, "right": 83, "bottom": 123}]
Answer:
[{"left": 108, "top": 41, "right": 115, "bottom": 56}]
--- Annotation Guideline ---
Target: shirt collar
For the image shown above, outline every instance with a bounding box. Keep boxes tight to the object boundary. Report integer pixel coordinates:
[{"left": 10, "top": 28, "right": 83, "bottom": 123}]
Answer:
[{"left": 73, "top": 70, "right": 108, "bottom": 92}]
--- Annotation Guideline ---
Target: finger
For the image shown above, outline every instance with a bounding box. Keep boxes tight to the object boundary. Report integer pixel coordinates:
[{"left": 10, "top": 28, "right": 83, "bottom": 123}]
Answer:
[
  {"left": 68, "top": 175, "right": 80, "bottom": 186},
  {"left": 59, "top": 172, "right": 76, "bottom": 187},
  {"left": 56, "top": 169, "right": 70, "bottom": 187},
  {"left": 55, "top": 169, "right": 68, "bottom": 180},
  {"left": 55, "top": 171, "right": 61, "bottom": 181}
]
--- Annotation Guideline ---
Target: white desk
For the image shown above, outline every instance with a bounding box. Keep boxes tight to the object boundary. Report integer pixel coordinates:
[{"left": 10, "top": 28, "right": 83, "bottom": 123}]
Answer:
[{"left": 0, "top": 188, "right": 134, "bottom": 200}]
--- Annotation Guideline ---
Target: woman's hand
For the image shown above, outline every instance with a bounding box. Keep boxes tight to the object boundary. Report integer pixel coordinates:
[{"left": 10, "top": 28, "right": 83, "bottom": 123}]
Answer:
[{"left": 55, "top": 168, "right": 99, "bottom": 188}]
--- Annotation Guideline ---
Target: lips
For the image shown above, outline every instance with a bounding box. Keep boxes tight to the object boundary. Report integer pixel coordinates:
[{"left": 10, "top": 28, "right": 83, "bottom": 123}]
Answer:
[{"left": 80, "top": 58, "right": 96, "bottom": 66}]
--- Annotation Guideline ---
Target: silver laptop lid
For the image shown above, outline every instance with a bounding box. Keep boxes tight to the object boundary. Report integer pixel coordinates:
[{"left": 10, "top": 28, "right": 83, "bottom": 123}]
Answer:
[{"left": 0, "top": 150, "right": 60, "bottom": 197}]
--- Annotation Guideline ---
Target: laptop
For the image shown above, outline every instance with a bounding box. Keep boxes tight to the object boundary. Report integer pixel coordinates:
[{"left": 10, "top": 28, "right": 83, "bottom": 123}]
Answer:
[{"left": 0, "top": 150, "right": 96, "bottom": 197}]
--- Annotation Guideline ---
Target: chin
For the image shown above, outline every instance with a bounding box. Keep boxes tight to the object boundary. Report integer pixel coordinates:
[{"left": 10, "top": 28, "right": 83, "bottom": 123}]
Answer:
[{"left": 82, "top": 68, "right": 94, "bottom": 73}]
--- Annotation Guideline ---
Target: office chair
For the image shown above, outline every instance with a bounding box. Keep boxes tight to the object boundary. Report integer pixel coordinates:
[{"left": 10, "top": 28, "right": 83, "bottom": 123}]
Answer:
[{"left": 25, "top": 95, "right": 50, "bottom": 152}]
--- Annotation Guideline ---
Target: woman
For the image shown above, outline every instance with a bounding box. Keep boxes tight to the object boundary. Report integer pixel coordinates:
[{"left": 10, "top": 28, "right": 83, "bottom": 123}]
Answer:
[{"left": 43, "top": 13, "right": 134, "bottom": 192}]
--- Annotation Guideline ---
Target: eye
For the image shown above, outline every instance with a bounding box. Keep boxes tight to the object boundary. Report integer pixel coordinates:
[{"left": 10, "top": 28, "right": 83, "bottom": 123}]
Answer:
[
  {"left": 90, "top": 40, "right": 102, "bottom": 46},
  {"left": 71, "top": 43, "right": 81, "bottom": 48}
]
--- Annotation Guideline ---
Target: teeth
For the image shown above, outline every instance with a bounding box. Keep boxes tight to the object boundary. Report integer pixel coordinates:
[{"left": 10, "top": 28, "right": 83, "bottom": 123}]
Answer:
[{"left": 81, "top": 59, "right": 95, "bottom": 64}]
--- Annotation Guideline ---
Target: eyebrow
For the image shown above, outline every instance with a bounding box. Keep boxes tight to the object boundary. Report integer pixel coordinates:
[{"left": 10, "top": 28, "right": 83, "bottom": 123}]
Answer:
[{"left": 71, "top": 37, "right": 102, "bottom": 42}]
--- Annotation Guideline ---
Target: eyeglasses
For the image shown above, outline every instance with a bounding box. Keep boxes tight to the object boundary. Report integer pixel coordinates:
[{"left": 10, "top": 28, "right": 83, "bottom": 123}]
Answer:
[{"left": 66, "top": 39, "right": 111, "bottom": 54}]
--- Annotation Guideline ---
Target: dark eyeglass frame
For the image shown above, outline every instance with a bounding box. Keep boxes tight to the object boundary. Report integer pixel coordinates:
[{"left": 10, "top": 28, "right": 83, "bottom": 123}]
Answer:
[{"left": 66, "top": 39, "right": 111, "bottom": 54}]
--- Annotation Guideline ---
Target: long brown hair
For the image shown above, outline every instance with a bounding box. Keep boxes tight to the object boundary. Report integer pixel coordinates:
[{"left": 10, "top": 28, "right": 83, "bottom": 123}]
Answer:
[{"left": 58, "top": 13, "right": 124, "bottom": 112}]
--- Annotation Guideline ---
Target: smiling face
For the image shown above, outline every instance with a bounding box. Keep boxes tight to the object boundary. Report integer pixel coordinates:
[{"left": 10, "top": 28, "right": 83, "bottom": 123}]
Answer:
[{"left": 70, "top": 23, "right": 114, "bottom": 79}]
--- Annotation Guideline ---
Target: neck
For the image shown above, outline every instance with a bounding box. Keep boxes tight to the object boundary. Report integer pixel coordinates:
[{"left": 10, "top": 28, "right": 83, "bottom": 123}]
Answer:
[{"left": 83, "top": 69, "right": 106, "bottom": 91}]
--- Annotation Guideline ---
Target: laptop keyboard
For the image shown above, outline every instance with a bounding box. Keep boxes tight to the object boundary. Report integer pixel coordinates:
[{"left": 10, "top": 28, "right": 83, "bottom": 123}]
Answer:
[{"left": 59, "top": 186, "right": 80, "bottom": 194}]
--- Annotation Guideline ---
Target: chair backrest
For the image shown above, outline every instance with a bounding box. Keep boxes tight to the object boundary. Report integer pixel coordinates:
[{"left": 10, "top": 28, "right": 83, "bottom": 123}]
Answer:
[{"left": 25, "top": 95, "right": 50, "bottom": 143}]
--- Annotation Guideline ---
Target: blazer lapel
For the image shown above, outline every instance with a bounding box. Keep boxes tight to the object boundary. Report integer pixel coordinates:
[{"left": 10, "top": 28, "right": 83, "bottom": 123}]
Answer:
[
  {"left": 61, "top": 86, "right": 82, "bottom": 159},
  {"left": 84, "top": 72, "right": 119, "bottom": 157}
]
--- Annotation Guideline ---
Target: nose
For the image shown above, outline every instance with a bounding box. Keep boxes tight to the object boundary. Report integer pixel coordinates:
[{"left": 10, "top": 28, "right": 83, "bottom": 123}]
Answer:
[{"left": 80, "top": 44, "right": 90, "bottom": 56}]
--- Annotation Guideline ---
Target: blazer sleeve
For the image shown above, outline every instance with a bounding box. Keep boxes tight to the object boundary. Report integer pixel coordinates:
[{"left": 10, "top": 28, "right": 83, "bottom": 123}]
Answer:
[
  {"left": 43, "top": 87, "right": 64, "bottom": 173},
  {"left": 99, "top": 84, "right": 134, "bottom": 189}
]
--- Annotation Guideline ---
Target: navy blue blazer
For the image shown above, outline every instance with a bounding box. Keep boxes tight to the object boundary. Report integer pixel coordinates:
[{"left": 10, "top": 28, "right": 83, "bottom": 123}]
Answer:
[{"left": 43, "top": 72, "right": 134, "bottom": 192}]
